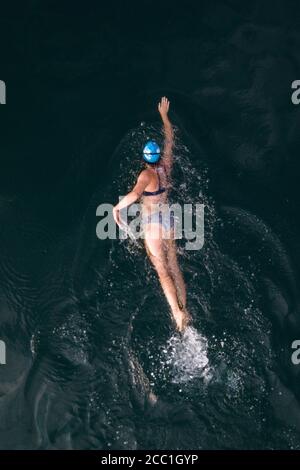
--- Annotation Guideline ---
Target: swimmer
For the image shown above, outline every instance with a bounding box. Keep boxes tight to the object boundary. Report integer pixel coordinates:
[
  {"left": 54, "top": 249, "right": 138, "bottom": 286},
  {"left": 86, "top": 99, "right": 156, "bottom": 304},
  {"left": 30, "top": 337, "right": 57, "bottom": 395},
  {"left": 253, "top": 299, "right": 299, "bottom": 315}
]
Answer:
[{"left": 113, "top": 97, "right": 191, "bottom": 332}]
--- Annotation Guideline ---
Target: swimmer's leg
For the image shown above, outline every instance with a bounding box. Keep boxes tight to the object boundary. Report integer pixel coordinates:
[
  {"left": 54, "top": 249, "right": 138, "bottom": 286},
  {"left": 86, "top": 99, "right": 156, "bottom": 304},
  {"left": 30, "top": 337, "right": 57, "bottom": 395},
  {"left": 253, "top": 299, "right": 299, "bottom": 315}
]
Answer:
[
  {"left": 165, "top": 236, "right": 192, "bottom": 328},
  {"left": 165, "top": 238, "right": 186, "bottom": 308},
  {"left": 144, "top": 225, "right": 187, "bottom": 332}
]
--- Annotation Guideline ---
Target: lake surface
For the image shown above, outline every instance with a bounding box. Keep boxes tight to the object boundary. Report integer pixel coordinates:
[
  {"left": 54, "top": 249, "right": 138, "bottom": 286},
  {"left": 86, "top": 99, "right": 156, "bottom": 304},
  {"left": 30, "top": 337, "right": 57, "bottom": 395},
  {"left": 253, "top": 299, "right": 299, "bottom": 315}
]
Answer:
[{"left": 1, "top": 0, "right": 300, "bottom": 450}]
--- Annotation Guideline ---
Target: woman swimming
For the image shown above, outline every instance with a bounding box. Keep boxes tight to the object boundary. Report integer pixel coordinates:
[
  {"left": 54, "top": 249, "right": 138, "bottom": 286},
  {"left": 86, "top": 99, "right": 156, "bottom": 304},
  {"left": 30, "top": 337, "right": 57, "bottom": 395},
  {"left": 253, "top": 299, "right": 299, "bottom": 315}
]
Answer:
[{"left": 113, "top": 97, "right": 191, "bottom": 332}]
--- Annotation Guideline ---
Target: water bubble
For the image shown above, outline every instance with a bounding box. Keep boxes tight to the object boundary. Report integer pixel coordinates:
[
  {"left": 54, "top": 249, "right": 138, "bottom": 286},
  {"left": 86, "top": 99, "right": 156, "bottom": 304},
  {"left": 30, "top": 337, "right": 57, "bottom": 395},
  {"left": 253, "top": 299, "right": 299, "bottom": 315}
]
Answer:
[{"left": 161, "top": 326, "right": 211, "bottom": 384}]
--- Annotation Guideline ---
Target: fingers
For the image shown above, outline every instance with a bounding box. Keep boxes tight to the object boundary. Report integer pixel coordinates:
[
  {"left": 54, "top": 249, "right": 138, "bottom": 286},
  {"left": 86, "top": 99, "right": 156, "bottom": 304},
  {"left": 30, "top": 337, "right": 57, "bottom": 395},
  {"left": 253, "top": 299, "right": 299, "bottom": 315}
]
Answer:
[
  {"left": 113, "top": 207, "right": 120, "bottom": 226},
  {"left": 158, "top": 96, "right": 170, "bottom": 113}
]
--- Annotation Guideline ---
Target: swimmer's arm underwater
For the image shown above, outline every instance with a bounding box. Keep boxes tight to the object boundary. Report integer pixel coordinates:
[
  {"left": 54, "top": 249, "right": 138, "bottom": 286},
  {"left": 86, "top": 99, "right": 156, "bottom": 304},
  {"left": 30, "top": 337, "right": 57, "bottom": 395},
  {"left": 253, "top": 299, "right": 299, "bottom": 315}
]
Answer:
[
  {"left": 158, "top": 96, "right": 174, "bottom": 175},
  {"left": 113, "top": 171, "right": 150, "bottom": 227}
]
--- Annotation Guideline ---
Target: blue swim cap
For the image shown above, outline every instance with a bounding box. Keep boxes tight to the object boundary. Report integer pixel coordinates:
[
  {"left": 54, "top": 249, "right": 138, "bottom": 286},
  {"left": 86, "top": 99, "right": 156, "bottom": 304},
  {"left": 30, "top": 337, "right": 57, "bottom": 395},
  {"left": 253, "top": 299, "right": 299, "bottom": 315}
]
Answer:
[{"left": 143, "top": 140, "right": 161, "bottom": 163}]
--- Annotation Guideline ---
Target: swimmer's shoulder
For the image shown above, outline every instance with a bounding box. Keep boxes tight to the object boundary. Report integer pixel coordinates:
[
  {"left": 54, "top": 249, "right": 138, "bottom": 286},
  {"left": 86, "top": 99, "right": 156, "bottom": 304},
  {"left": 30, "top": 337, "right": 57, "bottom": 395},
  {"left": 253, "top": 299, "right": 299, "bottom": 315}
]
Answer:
[
  {"left": 138, "top": 168, "right": 152, "bottom": 184},
  {"left": 140, "top": 168, "right": 154, "bottom": 178}
]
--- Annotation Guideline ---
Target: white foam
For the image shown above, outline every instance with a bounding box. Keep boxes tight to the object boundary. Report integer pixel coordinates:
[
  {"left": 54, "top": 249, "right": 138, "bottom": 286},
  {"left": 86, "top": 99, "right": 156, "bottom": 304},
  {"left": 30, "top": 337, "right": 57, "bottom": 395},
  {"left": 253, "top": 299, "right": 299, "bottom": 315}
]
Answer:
[{"left": 162, "top": 326, "right": 212, "bottom": 384}]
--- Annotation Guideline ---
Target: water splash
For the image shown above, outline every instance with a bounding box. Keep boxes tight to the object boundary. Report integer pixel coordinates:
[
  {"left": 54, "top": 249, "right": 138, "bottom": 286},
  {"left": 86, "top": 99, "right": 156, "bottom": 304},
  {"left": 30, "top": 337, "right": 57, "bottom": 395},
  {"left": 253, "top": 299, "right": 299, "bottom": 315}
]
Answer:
[{"left": 161, "top": 326, "right": 212, "bottom": 384}]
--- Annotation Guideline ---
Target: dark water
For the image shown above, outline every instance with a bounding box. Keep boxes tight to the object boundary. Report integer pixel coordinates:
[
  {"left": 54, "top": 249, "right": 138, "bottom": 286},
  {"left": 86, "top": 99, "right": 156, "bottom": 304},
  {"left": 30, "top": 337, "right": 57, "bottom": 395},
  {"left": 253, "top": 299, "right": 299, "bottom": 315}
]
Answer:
[{"left": 1, "top": 0, "right": 300, "bottom": 450}]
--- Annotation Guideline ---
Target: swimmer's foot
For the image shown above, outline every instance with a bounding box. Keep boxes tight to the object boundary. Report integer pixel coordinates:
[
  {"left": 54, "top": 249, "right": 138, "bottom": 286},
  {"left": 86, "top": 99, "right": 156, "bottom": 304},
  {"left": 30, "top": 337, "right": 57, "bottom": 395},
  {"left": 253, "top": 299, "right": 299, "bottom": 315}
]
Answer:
[
  {"left": 173, "top": 308, "right": 192, "bottom": 333},
  {"left": 182, "top": 308, "right": 192, "bottom": 331}
]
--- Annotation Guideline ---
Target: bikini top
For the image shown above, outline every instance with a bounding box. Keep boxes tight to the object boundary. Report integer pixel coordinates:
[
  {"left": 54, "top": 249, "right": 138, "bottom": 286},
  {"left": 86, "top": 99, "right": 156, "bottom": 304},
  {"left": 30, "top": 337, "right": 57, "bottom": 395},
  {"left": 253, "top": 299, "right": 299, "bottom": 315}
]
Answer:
[{"left": 142, "top": 165, "right": 167, "bottom": 197}]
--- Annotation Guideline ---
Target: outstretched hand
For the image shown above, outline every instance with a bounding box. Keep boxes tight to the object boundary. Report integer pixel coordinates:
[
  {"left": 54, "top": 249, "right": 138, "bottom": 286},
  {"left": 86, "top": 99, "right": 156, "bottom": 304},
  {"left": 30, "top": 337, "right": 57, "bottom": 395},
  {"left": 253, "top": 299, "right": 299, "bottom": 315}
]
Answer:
[
  {"left": 113, "top": 206, "right": 122, "bottom": 228},
  {"left": 158, "top": 96, "right": 170, "bottom": 118}
]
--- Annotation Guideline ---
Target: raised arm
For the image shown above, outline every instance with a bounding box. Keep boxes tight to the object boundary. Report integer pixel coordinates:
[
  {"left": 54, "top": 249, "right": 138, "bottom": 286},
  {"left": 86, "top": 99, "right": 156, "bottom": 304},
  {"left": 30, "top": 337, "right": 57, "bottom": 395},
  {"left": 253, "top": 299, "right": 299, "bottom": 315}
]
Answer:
[{"left": 158, "top": 96, "right": 174, "bottom": 175}]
